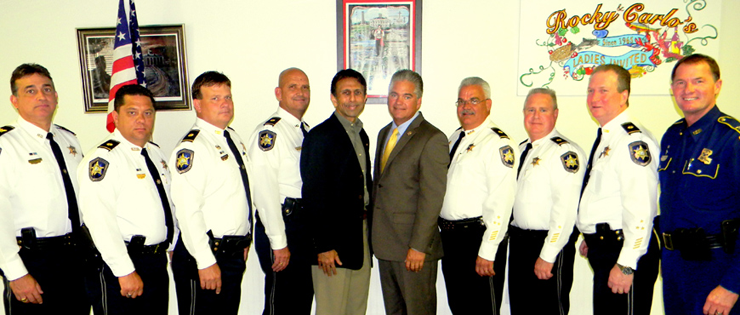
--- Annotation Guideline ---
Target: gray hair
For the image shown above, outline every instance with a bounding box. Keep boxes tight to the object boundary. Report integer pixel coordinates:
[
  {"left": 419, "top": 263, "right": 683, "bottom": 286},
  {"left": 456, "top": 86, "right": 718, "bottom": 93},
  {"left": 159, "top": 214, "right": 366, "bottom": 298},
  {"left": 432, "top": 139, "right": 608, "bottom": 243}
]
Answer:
[
  {"left": 390, "top": 69, "right": 423, "bottom": 98},
  {"left": 524, "top": 88, "right": 558, "bottom": 110},
  {"left": 458, "top": 77, "right": 491, "bottom": 99}
]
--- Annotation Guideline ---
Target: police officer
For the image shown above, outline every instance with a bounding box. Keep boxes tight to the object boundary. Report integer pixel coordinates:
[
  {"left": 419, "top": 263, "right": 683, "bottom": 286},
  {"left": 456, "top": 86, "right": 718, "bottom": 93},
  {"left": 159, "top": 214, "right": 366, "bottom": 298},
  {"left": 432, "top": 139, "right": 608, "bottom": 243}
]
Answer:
[
  {"left": 0, "top": 64, "right": 89, "bottom": 314},
  {"left": 77, "top": 85, "right": 174, "bottom": 314},
  {"left": 577, "top": 64, "right": 660, "bottom": 315},
  {"left": 439, "top": 77, "right": 517, "bottom": 314},
  {"left": 660, "top": 54, "right": 740, "bottom": 315},
  {"left": 508, "top": 88, "right": 583, "bottom": 314},
  {"left": 248, "top": 68, "right": 313, "bottom": 314},
  {"left": 170, "top": 71, "right": 254, "bottom": 315}
]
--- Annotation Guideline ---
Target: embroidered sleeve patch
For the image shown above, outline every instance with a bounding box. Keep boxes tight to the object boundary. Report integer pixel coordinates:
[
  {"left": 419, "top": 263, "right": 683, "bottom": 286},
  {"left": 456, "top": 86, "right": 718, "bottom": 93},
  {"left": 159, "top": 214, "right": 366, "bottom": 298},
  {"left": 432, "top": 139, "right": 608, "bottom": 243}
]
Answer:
[
  {"left": 629, "top": 141, "right": 651, "bottom": 166},
  {"left": 89, "top": 157, "right": 109, "bottom": 182},
  {"left": 175, "top": 149, "right": 195, "bottom": 174},
  {"left": 258, "top": 130, "right": 277, "bottom": 151},
  {"left": 560, "top": 151, "right": 580, "bottom": 173},
  {"left": 499, "top": 145, "right": 515, "bottom": 168}
]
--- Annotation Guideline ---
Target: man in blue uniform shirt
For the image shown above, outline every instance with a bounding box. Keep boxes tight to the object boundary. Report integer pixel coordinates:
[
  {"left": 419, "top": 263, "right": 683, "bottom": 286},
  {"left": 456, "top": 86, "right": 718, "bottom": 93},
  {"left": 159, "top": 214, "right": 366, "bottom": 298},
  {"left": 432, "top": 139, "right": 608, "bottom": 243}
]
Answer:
[{"left": 660, "top": 54, "right": 740, "bottom": 315}]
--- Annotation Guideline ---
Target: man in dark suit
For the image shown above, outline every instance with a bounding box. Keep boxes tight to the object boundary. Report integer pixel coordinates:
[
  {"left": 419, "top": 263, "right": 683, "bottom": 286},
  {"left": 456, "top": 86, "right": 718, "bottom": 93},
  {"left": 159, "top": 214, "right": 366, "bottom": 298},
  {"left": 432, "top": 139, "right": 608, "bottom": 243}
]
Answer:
[
  {"left": 372, "top": 69, "right": 449, "bottom": 315},
  {"left": 300, "top": 69, "right": 373, "bottom": 315}
]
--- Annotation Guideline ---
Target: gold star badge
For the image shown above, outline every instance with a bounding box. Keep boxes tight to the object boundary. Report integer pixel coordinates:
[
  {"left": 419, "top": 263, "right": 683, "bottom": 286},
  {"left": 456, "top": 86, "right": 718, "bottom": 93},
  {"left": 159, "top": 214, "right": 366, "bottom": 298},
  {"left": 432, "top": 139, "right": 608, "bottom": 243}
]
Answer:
[
  {"left": 531, "top": 157, "right": 541, "bottom": 166},
  {"left": 68, "top": 146, "right": 77, "bottom": 157},
  {"left": 504, "top": 150, "right": 514, "bottom": 163},
  {"left": 466, "top": 144, "right": 475, "bottom": 152},
  {"left": 633, "top": 145, "right": 648, "bottom": 160},
  {"left": 91, "top": 161, "right": 104, "bottom": 176},
  {"left": 600, "top": 146, "right": 610, "bottom": 158},
  {"left": 177, "top": 154, "right": 189, "bottom": 168},
  {"left": 260, "top": 134, "right": 273, "bottom": 146},
  {"left": 565, "top": 155, "right": 578, "bottom": 168}
]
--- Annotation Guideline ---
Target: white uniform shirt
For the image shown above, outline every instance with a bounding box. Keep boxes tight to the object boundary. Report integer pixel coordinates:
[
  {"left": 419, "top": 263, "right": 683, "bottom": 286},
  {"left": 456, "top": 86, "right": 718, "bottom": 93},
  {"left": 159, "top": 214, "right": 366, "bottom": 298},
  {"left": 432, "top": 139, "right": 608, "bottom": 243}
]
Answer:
[
  {"left": 248, "top": 107, "right": 307, "bottom": 250},
  {"left": 0, "top": 118, "right": 83, "bottom": 280},
  {"left": 440, "top": 119, "right": 518, "bottom": 261},
  {"left": 513, "top": 129, "right": 585, "bottom": 263},
  {"left": 577, "top": 110, "right": 659, "bottom": 269},
  {"left": 77, "top": 130, "right": 174, "bottom": 277},
  {"left": 169, "top": 118, "right": 253, "bottom": 269}
]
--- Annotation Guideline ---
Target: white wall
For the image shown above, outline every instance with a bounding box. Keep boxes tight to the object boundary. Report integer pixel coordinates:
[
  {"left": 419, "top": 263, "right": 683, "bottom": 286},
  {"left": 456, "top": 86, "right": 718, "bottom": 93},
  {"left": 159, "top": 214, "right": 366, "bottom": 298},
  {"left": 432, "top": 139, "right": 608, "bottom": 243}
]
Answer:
[{"left": 1, "top": 0, "right": 739, "bottom": 314}]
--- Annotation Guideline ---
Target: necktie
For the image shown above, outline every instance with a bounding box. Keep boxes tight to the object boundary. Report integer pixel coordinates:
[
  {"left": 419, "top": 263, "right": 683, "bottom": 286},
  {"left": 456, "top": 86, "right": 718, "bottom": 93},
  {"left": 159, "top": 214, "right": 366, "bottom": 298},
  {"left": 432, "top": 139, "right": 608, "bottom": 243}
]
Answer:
[
  {"left": 301, "top": 122, "right": 309, "bottom": 138},
  {"left": 517, "top": 142, "right": 533, "bottom": 179},
  {"left": 581, "top": 128, "right": 603, "bottom": 197},
  {"left": 381, "top": 128, "right": 399, "bottom": 172},
  {"left": 224, "top": 130, "right": 254, "bottom": 233},
  {"left": 141, "top": 148, "right": 174, "bottom": 244},
  {"left": 46, "top": 133, "right": 80, "bottom": 233},
  {"left": 448, "top": 131, "right": 466, "bottom": 168}
]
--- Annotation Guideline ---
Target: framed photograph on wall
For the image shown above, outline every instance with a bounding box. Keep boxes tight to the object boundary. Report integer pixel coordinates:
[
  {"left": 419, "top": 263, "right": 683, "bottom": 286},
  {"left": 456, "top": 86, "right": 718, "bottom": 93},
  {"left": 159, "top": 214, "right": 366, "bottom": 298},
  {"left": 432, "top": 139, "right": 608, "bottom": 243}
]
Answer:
[
  {"left": 336, "top": 0, "right": 422, "bottom": 104},
  {"left": 76, "top": 24, "right": 190, "bottom": 112}
]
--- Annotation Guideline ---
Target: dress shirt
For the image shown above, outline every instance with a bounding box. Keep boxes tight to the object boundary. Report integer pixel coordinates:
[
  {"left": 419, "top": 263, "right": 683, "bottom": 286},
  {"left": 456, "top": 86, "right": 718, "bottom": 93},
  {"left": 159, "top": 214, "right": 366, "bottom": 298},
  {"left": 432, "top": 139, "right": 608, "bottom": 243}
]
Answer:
[
  {"left": 248, "top": 107, "right": 307, "bottom": 250},
  {"left": 513, "top": 129, "right": 585, "bottom": 262},
  {"left": 336, "top": 112, "right": 369, "bottom": 206},
  {"left": 77, "top": 129, "right": 174, "bottom": 277},
  {"left": 170, "top": 118, "right": 253, "bottom": 269},
  {"left": 440, "top": 119, "right": 518, "bottom": 260},
  {"left": 0, "top": 118, "right": 83, "bottom": 280},
  {"left": 577, "top": 109, "right": 659, "bottom": 269}
]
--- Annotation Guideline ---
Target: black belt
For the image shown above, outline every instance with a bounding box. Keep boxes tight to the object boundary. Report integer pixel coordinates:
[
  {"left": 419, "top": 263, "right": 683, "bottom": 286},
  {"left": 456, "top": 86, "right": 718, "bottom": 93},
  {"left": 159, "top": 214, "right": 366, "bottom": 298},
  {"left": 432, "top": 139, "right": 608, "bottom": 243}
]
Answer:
[
  {"left": 508, "top": 225, "right": 548, "bottom": 238},
  {"left": 208, "top": 231, "right": 252, "bottom": 256},
  {"left": 438, "top": 216, "right": 484, "bottom": 231},
  {"left": 17, "top": 232, "right": 75, "bottom": 251},
  {"left": 126, "top": 240, "right": 169, "bottom": 255},
  {"left": 582, "top": 223, "right": 624, "bottom": 242}
]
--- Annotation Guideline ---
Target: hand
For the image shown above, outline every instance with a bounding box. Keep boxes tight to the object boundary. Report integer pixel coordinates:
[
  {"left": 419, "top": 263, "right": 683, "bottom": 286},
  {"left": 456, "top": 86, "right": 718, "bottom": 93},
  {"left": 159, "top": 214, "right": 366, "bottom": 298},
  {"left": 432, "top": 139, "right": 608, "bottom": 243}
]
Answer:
[
  {"left": 703, "top": 285, "right": 739, "bottom": 315},
  {"left": 9, "top": 274, "right": 44, "bottom": 304},
  {"left": 607, "top": 264, "right": 633, "bottom": 294},
  {"left": 579, "top": 239, "right": 588, "bottom": 257},
  {"left": 198, "top": 263, "right": 222, "bottom": 294},
  {"left": 405, "top": 248, "right": 426, "bottom": 272},
  {"left": 317, "top": 250, "right": 342, "bottom": 276},
  {"left": 534, "top": 257, "right": 554, "bottom": 280},
  {"left": 476, "top": 256, "right": 495, "bottom": 277},
  {"left": 118, "top": 271, "right": 144, "bottom": 298},
  {"left": 272, "top": 247, "right": 291, "bottom": 272}
]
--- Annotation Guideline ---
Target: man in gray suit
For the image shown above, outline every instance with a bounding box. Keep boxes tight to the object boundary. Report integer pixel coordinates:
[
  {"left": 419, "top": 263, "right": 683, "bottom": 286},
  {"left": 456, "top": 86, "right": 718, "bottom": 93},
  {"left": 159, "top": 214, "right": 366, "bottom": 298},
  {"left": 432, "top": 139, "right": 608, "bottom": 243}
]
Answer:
[{"left": 372, "top": 69, "right": 449, "bottom": 315}]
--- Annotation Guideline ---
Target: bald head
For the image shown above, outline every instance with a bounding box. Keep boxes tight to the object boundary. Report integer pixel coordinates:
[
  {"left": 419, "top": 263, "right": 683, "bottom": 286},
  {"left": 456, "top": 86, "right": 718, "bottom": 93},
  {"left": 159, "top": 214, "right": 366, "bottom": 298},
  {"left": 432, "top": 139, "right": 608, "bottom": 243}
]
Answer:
[{"left": 275, "top": 67, "right": 310, "bottom": 119}]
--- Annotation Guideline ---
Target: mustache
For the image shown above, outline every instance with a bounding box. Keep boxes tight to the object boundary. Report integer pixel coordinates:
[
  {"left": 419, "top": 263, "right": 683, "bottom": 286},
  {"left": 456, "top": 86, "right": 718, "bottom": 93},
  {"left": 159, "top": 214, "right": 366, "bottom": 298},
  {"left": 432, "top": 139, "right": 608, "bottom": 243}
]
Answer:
[{"left": 461, "top": 109, "right": 475, "bottom": 115}]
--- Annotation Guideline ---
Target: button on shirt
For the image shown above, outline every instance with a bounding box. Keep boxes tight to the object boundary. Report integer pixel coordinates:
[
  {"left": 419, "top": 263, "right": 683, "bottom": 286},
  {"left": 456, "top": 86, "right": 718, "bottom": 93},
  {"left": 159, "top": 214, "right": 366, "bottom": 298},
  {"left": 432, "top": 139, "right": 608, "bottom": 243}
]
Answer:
[
  {"left": 170, "top": 118, "right": 253, "bottom": 269},
  {"left": 577, "top": 110, "right": 659, "bottom": 269},
  {"left": 440, "top": 119, "right": 518, "bottom": 260},
  {"left": 513, "top": 129, "right": 585, "bottom": 263},
  {"left": 248, "top": 107, "right": 307, "bottom": 250},
  {"left": 0, "top": 118, "right": 83, "bottom": 280},
  {"left": 336, "top": 112, "right": 369, "bottom": 206},
  {"left": 77, "top": 130, "right": 174, "bottom": 277}
]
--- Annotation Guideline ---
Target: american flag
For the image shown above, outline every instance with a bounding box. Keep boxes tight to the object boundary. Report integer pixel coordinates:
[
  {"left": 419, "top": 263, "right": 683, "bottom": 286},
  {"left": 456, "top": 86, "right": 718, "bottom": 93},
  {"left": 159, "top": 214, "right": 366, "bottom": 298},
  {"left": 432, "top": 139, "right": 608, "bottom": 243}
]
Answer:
[{"left": 106, "top": 0, "right": 147, "bottom": 133}]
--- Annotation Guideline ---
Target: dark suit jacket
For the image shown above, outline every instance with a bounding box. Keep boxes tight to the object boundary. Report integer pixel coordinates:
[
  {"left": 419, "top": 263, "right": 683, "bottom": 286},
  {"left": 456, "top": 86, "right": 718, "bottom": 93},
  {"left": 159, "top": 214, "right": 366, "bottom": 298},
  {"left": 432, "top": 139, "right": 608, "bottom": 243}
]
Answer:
[
  {"left": 371, "top": 112, "right": 449, "bottom": 262},
  {"left": 300, "top": 113, "right": 372, "bottom": 270}
]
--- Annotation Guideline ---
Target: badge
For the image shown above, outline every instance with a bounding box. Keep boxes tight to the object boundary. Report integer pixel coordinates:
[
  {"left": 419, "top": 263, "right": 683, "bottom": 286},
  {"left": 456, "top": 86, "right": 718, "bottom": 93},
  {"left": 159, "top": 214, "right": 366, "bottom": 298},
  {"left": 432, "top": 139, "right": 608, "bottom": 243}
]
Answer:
[
  {"left": 176, "top": 149, "right": 194, "bottom": 174},
  {"left": 628, "top": 141, "right": 651, "bottom": 166},
  {"left": 599, "top": 146, "right": 611, "bottom": 158},
  {"left": 560, "top": 151, "right": 579, "bottom": 173},
  {"left": 259, "top": 130, "right": 277, "bottom": 151},
  {"left": 499, "top": 145, "right": 515, "bottom": 168},
  {"left": 89, "top": 157, "right": 109, "bottom": 182},
  {"left": 697, "top": 148, "right": 713, "bottom": 165},
  {"left": 68, "top": 146, "right": 78, "bottom": 157},
  {"left": 531, "top": 157, "right": 541, "bottom": 166},
  {"left": 161, "top": 160, "right": 168, "bottom": 170},
  {"left": 466, "top": 144, "right": 475, "bottom": 152}
]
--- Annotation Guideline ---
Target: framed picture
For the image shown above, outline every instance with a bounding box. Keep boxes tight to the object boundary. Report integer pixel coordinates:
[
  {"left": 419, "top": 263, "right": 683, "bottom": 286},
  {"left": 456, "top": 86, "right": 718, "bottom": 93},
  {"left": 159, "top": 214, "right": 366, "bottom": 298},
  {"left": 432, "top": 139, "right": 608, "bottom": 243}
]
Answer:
[
  {"left": 336, "top": 0, "right": 422, "bottom": 104},
  {"left": 76, "top": 25, "right": 190, "bottom": 112}
]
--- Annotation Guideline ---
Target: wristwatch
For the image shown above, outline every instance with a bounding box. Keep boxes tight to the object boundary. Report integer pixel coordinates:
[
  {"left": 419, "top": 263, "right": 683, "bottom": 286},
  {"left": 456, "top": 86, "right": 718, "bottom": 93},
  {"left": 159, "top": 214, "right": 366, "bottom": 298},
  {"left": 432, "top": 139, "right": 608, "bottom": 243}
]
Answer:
[{"left": 617, "top": 264, "right": 634, "bottom": 275}]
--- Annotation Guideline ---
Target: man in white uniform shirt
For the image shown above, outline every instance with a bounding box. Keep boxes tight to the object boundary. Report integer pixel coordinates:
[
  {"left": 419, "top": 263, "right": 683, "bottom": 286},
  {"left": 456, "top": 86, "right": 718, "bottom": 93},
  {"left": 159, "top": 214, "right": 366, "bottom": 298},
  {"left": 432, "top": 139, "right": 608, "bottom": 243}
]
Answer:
[
  {"left": 439, "top": 77, "right": 517, "bottom": 315},
  {"left": 508, "top": 88, "right": 584, "bottom": 314},
  {"left": 577, "top": 64, "right": 660, "bottom": 315}
]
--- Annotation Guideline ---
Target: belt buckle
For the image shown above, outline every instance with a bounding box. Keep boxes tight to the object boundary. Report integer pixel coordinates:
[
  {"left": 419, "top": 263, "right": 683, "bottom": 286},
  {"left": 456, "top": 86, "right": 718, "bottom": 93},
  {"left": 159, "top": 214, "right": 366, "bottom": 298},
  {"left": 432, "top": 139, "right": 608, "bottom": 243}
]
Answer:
[{"left": 662, "top": 232, "right": 674, "bottom": 250}]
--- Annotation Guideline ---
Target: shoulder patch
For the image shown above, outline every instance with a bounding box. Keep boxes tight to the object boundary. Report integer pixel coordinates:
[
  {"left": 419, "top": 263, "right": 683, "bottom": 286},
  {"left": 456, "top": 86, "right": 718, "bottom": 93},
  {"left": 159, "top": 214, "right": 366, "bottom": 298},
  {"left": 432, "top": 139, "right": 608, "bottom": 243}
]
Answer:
[
  {"left": 491, "top": 127, "right": 510, "bottom": 139},
  {"left": 621, "top": 122, "right": 642, "bottom": 135},
  {"left": 258, "top": 130, "right": 277, "bottom": 151},
  {"left": 499, "top": 145, "right": 515, "bottom": 168},
  {"left": 182, "top": 130, "right": 200, "bottom": 143},
  {"left": 519, "top": 139, "right": 528, "bottom": 146},
  {"left": 560, "top": 151, "right": 580, "bottom": 173},
  {"left": 718, "top": 116, "right": 740, "bottom": 136},
  {"left": 264, "top": 117, "right": 281, "bottom": 126},
  {"left": 54, "top": 124, "right": 76, "bottom": 136},
  {"left": 89, "top": 157, "right": 109, "bottom": 181},
  {"left": 148, "top": 141, "right": 160, "bottom": 148},
  {"left": 0, "top": 126, "right": 15, "bottom": 137},
  {"left": 175, "top": 149, "right": 195, "bottom": 174},
  {"left": 98, "top": 140, "right": 120, "bottom": 151},
  {"left": 550, "top": 136, "right": 569, "bottom": 146},
  {"left": 628, "top": 141, "right": 651, "bottom": 166}
]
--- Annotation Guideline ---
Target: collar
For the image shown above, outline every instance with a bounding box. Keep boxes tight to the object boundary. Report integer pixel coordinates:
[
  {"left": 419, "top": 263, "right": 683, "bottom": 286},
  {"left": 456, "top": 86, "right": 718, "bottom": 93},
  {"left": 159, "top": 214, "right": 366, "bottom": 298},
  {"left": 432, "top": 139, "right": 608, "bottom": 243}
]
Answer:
[
  {"left": 334, "top": 111, "right": 363, "bottom": 132},
  {"left": 195, "top": 118, "right": 227, "bottom": 137},
  {"left": 529, "top": 129, "right": 559, "bottom": 147},
  {"left": 684, "top": 105, "right": 721, "bottom": 138},
  {"left": 276, "top": 107, "right": 304, "bottom": 127},
  {"left": 600, "top": 109, "right": 632, "bottom": 136},
  {"left": 112, "top": 129, "right": 145, "bottom": 152},
  {"left": 16, "top": 116, "right": 51, "bottom": 142},
  {"left": 391, "top": 111, "right": 421, "bottom": 137},
  {"left": 462, "top": 117, "right": 494, "bottom": 136}
]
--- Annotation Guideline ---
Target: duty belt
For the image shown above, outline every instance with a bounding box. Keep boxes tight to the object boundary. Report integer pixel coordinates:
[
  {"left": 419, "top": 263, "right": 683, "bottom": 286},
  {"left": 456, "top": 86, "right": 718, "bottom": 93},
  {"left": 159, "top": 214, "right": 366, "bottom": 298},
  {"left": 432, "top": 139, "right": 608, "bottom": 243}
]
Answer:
[
  {"left": 438, "top": 216, "right": 484, "bottom": 231},
  {"left": 126, "top": 235, "right": 168, "bottom": 255},
  {"left": 207, "top": 230, "right": 252, "bottom": 256},
  {"left": 582, "top": 223, "right": 624, "bottom": 242},
  {"left": 17, "top": 229, "right": 75, "bottom": 251},
  {"left": 662, "top": 218, "right": 739, "bottom": 256},
  {"left": 282, "top": 197, "right": 303, "bottom": 217}
]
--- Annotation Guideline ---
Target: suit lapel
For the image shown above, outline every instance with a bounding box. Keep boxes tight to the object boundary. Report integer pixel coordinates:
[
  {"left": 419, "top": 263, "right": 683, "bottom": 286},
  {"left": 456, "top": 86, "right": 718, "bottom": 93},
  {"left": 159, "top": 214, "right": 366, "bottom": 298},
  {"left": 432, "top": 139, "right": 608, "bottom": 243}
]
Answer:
[{"left": 375, "top": 123, "right": 392, "bottom": 179}]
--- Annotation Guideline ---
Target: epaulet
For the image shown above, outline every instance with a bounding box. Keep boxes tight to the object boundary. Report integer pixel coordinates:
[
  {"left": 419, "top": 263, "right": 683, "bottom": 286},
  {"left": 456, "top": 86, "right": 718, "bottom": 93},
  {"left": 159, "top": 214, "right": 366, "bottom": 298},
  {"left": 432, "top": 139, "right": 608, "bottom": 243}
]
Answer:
[
  {"left": 181, "top": 130, "right": 200, "bottom": 143},
  {"left": 550, "top": 136, "right": 569, "bottom": 146},
  {"left": 490, "top": 127, "right": 509, "bottom": 139},
  {"left": 621, "top": 122, "right": 642, "bottom": 135},
  {"left": 98, "top": 140, "right": 120, "bottom": 151},
  {"left": 264, "top": 117, "right": 281, "bottom": 126},
  {"left": 148, "top": 141, "right": 160, "bottom": 148},
  {"left": 519, "top": 139, "right": 528, "bottom": 146},
  {"left": 54, "top": 124, "right": 76, "bottom": 136},
  {"left": 0, "top": 126, "right": 15, "bottom": 137},
  {"left": 718, "top": 116, "right": 740, "bottom": 135}
]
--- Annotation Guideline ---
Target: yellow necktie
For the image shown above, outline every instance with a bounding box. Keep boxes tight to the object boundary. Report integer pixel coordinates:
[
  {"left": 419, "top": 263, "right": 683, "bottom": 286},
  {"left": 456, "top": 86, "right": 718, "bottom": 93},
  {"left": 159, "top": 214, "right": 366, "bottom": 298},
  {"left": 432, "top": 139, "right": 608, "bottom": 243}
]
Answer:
[{"left": 381, "top": 128, "right": 399, "bottom": 172}]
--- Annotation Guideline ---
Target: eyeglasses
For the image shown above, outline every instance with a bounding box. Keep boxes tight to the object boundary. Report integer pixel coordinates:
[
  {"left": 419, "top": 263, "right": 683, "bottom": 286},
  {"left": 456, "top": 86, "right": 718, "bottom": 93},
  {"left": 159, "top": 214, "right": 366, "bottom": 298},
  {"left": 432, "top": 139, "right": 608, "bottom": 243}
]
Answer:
[{"left": 455, "top": 98, "right": 488, "bottom": 107}]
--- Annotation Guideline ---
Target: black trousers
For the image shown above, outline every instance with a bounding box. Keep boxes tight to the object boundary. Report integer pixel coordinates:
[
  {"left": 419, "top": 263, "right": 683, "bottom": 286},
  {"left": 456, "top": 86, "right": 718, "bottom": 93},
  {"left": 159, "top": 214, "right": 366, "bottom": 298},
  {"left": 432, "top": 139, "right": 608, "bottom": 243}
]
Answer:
[
  {"left": 87, "top": 251, "right": 168, "bottom": 315},
  {"left": 2, "top": 245, "right": 90, "bottom": 315},
  {"left": 583, "top": 227, "right": 660, "bottom": 315},
  {"left": 255, "top": 211, "right": 314, "bottom": 315},
  {"left": 508, "top": 226, "right": 578, "bottom": 315},
  {"left": 440, "top": 223, "right": 507, "bottom": 315},
  {"left": 172, "top": 235, "right": 247, "bottom": 315}
]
